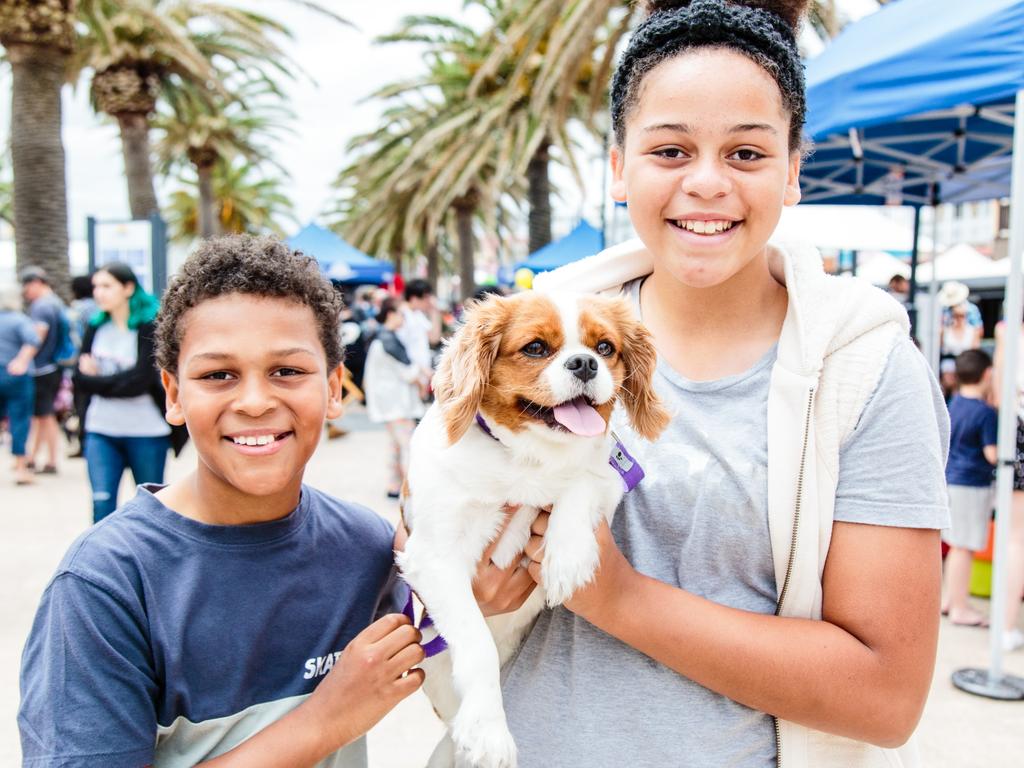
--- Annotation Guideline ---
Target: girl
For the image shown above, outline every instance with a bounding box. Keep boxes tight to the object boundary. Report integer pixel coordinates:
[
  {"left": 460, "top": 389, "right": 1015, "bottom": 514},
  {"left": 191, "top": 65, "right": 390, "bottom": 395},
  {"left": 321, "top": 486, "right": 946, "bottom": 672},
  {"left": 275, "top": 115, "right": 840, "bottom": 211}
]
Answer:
[
  {"left": 75, "top": 263, "right": 186, "bottom": 522},
  {"left": 476, "top": 2, "right": 949, "bottom": 766}
]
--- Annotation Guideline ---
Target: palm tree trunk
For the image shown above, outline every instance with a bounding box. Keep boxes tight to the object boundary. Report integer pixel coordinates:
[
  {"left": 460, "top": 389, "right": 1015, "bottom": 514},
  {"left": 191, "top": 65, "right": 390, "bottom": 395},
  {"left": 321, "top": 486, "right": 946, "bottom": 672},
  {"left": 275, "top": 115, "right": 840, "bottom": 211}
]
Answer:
[
  {"left": 7, "top": 42, "right": 70, "bottom": 295},
  {"left": 455, "top": 201, "right": 475, "bottom": 301},
  {"left": 116, "top": 112, "right": 160, "bottom": 219},
  {"left": 196, "top": 162, "right": 217, "bottom": 239},
  {"left": 527, "top": 139, "right": 552, "bottom": 254},
  {"left": 426, "top": 240, "right": 439, "bottom": 294}
]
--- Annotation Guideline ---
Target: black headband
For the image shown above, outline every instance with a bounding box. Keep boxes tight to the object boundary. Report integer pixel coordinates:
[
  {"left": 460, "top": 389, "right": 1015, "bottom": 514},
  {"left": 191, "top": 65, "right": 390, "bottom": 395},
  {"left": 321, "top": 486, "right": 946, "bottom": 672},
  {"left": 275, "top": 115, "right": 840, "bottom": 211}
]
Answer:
[{"left": 611, "top": 0, "right": 806, "bottom": 145}]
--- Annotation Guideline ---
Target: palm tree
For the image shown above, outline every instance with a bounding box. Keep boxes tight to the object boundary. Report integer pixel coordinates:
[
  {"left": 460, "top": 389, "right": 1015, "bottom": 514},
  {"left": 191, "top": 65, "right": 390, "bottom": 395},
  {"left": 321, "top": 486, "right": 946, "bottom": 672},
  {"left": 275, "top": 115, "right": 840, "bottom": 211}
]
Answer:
[
  {"left": 154, "top": 76, "right": 291, "bottom": 238},
  {"left": 165, "top": 157, "right": 295, "bottom": 242},
  {"left": 73, "top": 0, "right": 342, "bottom": 219},
  {"left": 0, "top": 0, "right": 74, "bottom": 291}
]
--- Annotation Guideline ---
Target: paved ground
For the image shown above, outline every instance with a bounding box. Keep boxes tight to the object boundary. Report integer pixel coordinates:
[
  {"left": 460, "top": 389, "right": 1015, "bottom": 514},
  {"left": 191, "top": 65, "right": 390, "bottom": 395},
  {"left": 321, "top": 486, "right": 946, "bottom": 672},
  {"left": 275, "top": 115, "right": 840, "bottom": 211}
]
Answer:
[{"left": 2, "top": 407, "right": 1023, "bottom": 766}]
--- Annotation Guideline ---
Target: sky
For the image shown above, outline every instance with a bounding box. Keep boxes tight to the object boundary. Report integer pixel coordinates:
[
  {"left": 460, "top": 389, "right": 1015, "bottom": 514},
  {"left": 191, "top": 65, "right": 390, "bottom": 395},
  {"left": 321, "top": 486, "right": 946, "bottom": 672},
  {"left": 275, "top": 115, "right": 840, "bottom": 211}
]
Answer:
[{"left": 0, "top": 0, "right": 883, "bottom": 246}]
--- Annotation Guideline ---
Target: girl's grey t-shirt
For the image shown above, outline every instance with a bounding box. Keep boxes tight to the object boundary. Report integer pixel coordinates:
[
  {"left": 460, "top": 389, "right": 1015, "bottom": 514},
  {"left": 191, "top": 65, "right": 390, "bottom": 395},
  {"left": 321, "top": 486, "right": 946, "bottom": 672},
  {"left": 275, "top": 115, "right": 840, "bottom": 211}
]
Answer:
[
  {"left": 501, "top": 279, "right": 949, "bottom": 767},
  {"left": 85, "top": 322, "right": 170, "bottom": 437}
]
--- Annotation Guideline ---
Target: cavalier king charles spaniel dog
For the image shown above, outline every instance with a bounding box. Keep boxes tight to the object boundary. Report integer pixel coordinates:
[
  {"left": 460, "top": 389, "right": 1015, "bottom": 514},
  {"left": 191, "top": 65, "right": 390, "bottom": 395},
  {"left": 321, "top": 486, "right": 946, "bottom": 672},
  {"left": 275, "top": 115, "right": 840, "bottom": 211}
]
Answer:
[{"left": 397, "top": 291, "right": 669, "bottom": 768}]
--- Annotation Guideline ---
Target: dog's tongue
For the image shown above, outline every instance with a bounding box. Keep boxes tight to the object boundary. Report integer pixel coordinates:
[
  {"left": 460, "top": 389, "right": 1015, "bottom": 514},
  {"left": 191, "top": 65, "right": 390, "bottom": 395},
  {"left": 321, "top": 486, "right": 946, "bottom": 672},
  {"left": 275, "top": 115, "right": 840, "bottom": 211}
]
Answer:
[{"left": 552, "top": 398, "right": 606, "bottom": 437}]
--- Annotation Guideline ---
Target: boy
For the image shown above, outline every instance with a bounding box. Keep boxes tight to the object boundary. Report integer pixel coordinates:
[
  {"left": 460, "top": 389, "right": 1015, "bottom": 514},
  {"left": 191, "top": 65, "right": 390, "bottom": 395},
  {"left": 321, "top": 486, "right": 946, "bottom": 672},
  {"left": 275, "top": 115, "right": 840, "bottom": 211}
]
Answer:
[
  {"left": 18, "top": 236, "right": 424, "bottom": 767},
  {"left": 941, "top": 348, "right": 998, "bottom": 627}
]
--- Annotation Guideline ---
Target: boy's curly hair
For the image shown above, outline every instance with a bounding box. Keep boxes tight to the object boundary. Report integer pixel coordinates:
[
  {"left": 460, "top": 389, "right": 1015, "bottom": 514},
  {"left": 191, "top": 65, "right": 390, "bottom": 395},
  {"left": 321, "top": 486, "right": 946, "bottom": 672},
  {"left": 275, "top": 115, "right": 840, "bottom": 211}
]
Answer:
[{"left": 155, "top": 234, "right": 343, "bottom": 374}]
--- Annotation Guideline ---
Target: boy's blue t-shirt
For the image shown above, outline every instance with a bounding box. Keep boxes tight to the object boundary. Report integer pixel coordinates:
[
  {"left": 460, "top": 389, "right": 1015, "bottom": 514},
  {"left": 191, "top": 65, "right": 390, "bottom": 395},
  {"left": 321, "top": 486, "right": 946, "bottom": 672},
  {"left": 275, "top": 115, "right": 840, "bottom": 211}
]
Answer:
[
  {"left": 946, "top": 394, "right": 998, "bottom": 487},
  {"left": 19, "top": 485, "right": 403, "bottom": 768}
]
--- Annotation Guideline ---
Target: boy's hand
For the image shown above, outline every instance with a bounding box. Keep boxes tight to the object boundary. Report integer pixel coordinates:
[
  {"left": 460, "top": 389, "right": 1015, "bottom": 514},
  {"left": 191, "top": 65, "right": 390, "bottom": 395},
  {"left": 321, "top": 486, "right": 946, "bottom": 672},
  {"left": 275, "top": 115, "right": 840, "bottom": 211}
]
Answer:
[
  {"left": 304, "top": 613, "right": 425, "bottom": 752},
  {"left": 78, "top": 353, "right": 98, "bottom": 375}
]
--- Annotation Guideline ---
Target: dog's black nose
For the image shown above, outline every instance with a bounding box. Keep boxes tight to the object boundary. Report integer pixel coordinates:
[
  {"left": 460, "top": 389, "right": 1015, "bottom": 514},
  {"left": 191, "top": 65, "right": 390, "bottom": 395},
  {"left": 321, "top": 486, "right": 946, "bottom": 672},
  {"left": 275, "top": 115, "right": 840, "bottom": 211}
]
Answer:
[{"left": 565, "top": 354, "right": 598, "bottom": 382}]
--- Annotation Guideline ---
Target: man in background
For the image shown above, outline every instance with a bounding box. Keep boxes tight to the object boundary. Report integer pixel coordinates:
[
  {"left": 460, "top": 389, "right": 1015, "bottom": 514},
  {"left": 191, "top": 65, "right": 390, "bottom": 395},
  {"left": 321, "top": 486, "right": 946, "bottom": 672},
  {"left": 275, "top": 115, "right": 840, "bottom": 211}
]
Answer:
[{"left": 19, "top": 267, "right": 66, "bottom": 474}]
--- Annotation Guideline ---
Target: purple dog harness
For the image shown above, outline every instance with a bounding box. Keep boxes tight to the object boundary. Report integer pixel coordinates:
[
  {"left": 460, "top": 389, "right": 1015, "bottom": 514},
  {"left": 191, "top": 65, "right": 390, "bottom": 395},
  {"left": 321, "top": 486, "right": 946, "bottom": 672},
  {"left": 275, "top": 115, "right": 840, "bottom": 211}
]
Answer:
[{"left": 408, "top": 415, "right": 647, "bottom": 658}]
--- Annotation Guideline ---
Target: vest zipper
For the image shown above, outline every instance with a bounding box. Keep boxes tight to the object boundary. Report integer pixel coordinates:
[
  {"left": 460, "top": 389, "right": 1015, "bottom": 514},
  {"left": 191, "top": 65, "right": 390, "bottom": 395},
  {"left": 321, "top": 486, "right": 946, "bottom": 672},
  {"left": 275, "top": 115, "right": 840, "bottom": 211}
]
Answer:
[{"left": 773, "top": 385, "right": 816, "bottom": 768}]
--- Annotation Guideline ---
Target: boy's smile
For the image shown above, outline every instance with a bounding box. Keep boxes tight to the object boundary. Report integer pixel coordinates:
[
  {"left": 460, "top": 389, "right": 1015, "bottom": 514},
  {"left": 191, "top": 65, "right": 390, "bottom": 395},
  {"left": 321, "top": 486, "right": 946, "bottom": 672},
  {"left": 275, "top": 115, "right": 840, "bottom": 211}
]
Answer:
[{"left": 161, "top": 293, "right": 344, "bottom": 522}]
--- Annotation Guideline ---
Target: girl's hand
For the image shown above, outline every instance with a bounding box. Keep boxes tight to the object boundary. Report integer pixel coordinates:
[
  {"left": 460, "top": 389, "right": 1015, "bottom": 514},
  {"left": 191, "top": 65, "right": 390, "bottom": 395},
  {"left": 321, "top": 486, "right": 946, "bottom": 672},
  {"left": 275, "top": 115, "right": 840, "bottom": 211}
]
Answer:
[
  {"left": 523, "top": 512, "right": 634, "bottom": 622},
  {"left": 78, "top": 354, "right": 98, "bottom": 375},
  {"left": 473, "top": 505, "right": 538, "bottom": 616},
  {"left": 301, "top": 613, "right": 425, "bottom": 753}
]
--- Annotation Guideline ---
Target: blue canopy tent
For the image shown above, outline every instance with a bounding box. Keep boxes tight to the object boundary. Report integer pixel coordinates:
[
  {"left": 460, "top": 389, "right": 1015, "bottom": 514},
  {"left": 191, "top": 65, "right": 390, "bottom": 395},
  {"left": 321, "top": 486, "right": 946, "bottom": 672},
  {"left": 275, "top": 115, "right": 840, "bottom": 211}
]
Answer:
[
  {"left": 515, "top": 220, "right": 604, "bottom": 274},
  {"left": 802, "top": 0, "right": 1024, "bottom": 700},
  {"left": 287, "top": 223, "right": 395, "bottom": 285}
]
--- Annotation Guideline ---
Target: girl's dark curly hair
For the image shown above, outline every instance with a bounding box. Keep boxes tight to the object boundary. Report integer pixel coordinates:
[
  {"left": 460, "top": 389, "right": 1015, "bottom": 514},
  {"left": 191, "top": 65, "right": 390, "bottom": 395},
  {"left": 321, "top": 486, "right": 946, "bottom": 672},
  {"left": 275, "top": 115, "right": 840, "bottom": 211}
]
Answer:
[
  {"left": 155, "top": 234, "right": 343, "bottom": 374},
  {"left": 611, "top": 0, "right": 810, "bottom": 151}
]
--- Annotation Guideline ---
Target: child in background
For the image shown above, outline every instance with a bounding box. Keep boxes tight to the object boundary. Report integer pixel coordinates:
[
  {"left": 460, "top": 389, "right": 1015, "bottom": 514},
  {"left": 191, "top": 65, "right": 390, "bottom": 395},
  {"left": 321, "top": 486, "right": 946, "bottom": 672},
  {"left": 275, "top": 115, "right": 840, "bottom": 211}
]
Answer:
[
  {"left": 19, "top": 236, "right": 424, "bottom": 767},
  {"left": 941, "top": 349, "right": 998, "bottom": 627}
]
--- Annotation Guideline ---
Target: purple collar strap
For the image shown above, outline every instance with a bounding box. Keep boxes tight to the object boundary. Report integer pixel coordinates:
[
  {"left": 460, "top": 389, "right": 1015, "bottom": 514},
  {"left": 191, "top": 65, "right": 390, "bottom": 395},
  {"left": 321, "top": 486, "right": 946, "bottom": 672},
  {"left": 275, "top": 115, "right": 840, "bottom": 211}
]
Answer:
[
  {"left": 402, "top": 589, "right": 448, "bottom": 657},
  {"left": 475, "top": 414, "right": 646, "bottom": 493}
]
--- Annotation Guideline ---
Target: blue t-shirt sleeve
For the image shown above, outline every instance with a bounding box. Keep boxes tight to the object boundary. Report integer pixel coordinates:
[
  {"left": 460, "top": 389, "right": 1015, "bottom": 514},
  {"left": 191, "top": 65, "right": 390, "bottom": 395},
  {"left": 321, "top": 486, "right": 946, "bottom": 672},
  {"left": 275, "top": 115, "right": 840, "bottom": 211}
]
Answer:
[
  {"left": 834, "top": 337, "right": 951, "bottom": 529},
  {"left": 982, "top": 405, "right": 999, "bottom": 450},
  {"left": 18, "top": 315, "right": 40, "bottom": 347},
  {"left": 19, "top": 573, "right": 158, "bottom": 768}
]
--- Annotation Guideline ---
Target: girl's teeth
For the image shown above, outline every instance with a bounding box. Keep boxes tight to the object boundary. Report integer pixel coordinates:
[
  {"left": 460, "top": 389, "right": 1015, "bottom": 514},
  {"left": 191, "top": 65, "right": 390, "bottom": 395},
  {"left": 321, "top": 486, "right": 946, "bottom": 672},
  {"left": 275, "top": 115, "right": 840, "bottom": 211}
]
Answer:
[{"left": 675, "top": 219, "right": 734, "bottom": 234}]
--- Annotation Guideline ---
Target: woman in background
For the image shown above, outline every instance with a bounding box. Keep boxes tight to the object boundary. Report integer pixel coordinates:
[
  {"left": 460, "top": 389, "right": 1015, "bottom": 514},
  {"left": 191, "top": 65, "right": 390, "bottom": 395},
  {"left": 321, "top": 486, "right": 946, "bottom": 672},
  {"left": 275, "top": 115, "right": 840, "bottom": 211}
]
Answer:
[{"left": 75, "top": 263, "right": 180, "bottom": 522}]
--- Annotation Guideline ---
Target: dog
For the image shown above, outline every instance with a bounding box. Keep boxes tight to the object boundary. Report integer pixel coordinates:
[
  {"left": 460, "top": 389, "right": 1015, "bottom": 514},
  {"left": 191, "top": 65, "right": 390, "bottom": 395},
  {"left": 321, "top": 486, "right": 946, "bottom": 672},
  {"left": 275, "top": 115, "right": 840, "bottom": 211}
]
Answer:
[{"left": 397, "top": 291, "right": 670, "bottom": 768}]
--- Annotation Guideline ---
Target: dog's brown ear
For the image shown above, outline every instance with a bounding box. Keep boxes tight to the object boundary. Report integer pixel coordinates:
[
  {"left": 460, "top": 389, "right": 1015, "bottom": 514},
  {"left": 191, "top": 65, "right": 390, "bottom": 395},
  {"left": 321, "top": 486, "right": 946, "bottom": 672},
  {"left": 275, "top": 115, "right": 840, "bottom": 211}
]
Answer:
[
  {"left": 432, "top": 297, "right": 508, "bottom": 444},
  {"left": 611, "top": 302, "right": 671, "bottom": 441}
]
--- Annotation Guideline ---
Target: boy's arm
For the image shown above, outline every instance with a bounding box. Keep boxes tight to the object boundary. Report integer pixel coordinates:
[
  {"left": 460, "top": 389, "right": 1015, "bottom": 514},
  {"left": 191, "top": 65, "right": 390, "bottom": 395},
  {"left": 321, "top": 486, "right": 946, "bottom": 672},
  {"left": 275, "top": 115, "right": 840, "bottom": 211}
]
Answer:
[
  {"left": 19, "top": 574, "right": 160, "bottom": 768},
  {"left": 198, "top": 614, "right": 425, "bottom": 767}
]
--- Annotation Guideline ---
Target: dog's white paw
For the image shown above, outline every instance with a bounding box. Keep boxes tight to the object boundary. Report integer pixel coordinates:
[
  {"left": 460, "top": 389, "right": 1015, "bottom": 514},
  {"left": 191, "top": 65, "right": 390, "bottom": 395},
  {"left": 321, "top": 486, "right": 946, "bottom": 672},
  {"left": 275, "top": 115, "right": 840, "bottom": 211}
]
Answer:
[
  {"left": 451, "top": 708, "right": 517, "bottom": 768},
  {"left": 542, "top": 539, "right": 599, "bottom": 607}
]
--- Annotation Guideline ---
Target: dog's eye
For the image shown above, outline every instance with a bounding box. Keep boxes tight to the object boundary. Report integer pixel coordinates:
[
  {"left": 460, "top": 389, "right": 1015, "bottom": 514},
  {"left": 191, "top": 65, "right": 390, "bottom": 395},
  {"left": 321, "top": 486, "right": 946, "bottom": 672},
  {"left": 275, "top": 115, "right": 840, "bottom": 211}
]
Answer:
[
  {"left": 596, "top": 340, "right": 615, "bottom": 357},
  {"left": 522, "top": 340, "right": 548, "bottom": 358}
]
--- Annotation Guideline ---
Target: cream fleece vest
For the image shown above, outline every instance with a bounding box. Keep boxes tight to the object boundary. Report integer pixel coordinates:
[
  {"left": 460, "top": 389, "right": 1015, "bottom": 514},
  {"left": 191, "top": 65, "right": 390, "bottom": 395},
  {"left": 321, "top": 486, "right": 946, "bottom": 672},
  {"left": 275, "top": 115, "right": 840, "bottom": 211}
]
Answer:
[{"left": 535, "top": 239, "right": 917, "bottom": 768}]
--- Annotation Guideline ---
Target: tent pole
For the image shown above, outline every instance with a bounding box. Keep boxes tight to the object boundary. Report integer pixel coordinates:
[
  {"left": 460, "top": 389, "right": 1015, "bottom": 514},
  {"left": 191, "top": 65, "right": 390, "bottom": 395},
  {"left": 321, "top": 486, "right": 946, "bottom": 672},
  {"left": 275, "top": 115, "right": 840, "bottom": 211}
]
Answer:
[
  {"left": 909, "top": 205, "right": 921, "bottom": 334},
  {"left": 952, "top": 88, "right": 1024, "bottom": 700},
  {"left": 600, "top": 129, "right": 609, "bottom": 252},
  {"left": 928, "top": 197, "right": 941, "bottom": 373}
]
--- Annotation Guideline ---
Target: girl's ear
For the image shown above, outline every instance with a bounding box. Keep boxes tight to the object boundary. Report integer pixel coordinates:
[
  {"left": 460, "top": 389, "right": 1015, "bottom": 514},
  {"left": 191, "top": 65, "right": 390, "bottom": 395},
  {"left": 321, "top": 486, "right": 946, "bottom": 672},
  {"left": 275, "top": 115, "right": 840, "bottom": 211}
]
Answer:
[
  {"left": 326, "top": 364, "right": 345, "bottom": 421},
  {"left": 784, "top": 151, "right": 801, "bottom": 207},
  {"left": 432, "top": 298, "right": 508, "bottom": 445},
  {"left": 610, "top": 145, "right": 627, "bottom": 203},
  {"left": 161, "top": 370, "right": 185, "bottom": 426},
  {"left": 608, "top": 302, "right": 670, "bottom": 441}
]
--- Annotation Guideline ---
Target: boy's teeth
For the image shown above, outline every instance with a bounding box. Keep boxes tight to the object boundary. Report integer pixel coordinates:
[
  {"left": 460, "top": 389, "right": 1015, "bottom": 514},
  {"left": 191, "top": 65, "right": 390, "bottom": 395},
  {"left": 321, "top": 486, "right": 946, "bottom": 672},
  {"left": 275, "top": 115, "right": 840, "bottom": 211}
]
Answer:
[{"left": 233, "top": 435, "right": 276, "bottom": 446}]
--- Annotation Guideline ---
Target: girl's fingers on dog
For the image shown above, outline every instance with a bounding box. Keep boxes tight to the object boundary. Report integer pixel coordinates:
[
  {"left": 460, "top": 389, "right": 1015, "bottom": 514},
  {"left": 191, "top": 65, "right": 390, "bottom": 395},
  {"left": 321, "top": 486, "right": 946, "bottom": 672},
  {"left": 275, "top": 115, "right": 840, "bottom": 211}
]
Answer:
[
  {"left": 524, "top": 533, "right": 544, "bottom": 563},
  {"left": 478, "top": 505, "right": 522, "bottom": 564},
  {"left": 531, "top": 511, "right": 550, "bottom": 536}
]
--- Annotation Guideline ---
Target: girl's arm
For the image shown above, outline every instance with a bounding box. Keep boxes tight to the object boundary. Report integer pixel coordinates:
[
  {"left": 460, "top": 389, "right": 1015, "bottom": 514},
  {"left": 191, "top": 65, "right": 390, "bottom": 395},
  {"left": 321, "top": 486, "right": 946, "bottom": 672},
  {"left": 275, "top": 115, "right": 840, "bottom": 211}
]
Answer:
[
  {"left": 525, "top": 515, "right": 940, "bottom": 749},
  {"left": 74, "top": 323, "right": 158, "bottom": 398}
]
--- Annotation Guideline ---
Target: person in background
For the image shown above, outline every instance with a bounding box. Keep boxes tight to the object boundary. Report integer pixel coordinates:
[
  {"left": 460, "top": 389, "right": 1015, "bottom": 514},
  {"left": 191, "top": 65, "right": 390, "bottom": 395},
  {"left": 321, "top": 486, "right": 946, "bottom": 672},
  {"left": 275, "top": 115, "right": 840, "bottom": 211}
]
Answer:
[
  {"left": 67, "top": 273, "right": 98, "bottom": 458},
  {"left": 363, "top": 298, "right": 425, "bottom": 499},
  {"left": 74, "top": 263, "right": 182, "bottom": 523},
  {"left": 0, "top": 288, "right": 40, "bottom": 485},
  {"left": 993, "top": 315, "right": 1024, "bottom": 652},
  {"left": 68, "top": 273, "right": 98, "bottom": 347},
  {"left": 397, "top": 278, "right": 440, "bottom": 397},
  {"left": 19, "top": 266, "right": 66, "bottom": 475},
  {"left": 941, "top": 350, "right": 997, "bottom": 628},
  {"left": 886, "top": 273, "right": 910, "bottom": 307}
]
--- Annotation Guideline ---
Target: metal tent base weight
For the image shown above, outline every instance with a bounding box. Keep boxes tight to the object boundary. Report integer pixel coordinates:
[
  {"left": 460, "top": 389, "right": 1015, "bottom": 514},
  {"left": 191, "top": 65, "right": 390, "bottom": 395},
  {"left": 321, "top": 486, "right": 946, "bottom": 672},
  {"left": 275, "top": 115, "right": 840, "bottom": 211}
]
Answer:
[{"left": 951, "top": 668, "right": 1024, "bottom": 701}]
